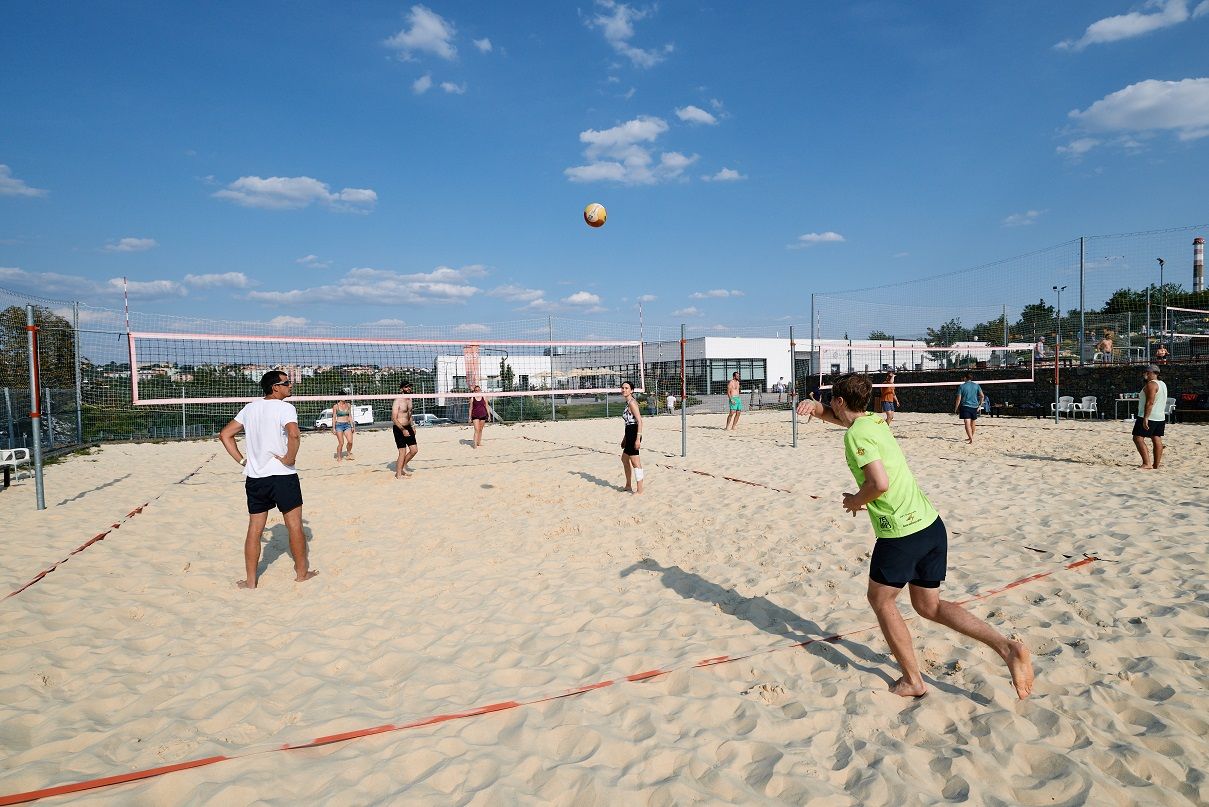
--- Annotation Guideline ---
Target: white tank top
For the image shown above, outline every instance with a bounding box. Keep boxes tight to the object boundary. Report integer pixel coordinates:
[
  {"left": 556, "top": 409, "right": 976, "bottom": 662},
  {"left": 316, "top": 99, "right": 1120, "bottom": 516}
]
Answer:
[{"left": 1137, "top": 380, "right": 1168, "bottom": 421}]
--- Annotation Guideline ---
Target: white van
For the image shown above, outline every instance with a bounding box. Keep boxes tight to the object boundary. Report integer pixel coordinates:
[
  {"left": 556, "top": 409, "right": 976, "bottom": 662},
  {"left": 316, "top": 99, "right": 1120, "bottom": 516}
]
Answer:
[{"left": 315, "top": 404, "right": 374, "bottom": 429}]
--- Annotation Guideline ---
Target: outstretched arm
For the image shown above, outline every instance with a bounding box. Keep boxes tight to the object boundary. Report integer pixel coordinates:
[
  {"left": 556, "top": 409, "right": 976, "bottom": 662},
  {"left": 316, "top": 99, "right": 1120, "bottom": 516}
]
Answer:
[{"left": 796, "top": 398, "right": 844, "bottom": 427}]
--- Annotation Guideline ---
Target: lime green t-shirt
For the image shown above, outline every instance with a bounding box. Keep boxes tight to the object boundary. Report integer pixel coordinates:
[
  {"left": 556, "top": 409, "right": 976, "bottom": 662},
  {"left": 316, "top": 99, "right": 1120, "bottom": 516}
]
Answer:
[{"left": 843, "top": 413, "right": 939, "bottom": 538}]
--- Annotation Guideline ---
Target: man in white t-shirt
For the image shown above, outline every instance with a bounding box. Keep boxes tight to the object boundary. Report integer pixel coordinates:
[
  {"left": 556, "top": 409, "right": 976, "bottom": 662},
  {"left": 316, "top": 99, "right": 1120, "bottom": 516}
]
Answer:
[
  {"left": 219, "top": 369, "right": 317, "bottom": 589},
  {"left": 666, "top": 392, "right": 676, "bottom": 415}
]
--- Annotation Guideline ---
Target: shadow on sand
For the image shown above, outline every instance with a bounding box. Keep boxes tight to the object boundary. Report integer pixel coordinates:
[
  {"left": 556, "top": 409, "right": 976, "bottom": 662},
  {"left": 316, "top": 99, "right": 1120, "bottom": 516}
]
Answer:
[
  {"left": 621, "top": 558, "right": 986, "bottom": 703},
  {"left": 258, "top": 521, "right": 315, "bottom": 579}
]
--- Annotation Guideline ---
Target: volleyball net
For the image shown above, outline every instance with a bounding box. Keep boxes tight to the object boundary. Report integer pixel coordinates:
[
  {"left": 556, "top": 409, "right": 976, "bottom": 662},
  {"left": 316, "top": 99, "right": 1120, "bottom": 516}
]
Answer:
[{"left": 127, "top": 331, "right": 645, "bottom": 406}]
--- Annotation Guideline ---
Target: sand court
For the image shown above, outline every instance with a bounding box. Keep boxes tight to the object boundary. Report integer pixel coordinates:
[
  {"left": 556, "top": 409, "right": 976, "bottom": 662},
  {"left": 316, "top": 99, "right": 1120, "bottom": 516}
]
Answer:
[{"left": 2, "top": 412, "right": 1207, "bottom": 804}]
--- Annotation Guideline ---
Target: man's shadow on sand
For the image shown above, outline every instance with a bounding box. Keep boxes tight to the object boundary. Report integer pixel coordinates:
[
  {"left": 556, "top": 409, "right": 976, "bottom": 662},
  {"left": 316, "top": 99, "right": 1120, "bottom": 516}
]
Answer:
[
  {"left": 620, "top": 558, "right": 984, "bottom": 703},
  {"left": 258, "top": 521, "right": 315, "bottom": 579}
]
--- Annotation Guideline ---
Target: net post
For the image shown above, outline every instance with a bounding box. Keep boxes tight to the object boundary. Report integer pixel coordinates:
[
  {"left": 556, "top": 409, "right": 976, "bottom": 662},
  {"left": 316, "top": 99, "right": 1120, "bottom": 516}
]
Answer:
[
  {"left": 789, "top": 325, "right": 797, "bottom": 448},
  {"left": 548, "top": 317, "right": 555, "bottom": 422},
  {"left": 680, "top": 323, "right": 686, "bottom": 458},
  {"left": 25, "top": 305, "right": 46, "bottom": 510},
  {"left": 1078, "top": 237, "right": 1086, "bottom": 366},
  {"left": 73, "top": 301, "right": 83, "bottom": 444}
]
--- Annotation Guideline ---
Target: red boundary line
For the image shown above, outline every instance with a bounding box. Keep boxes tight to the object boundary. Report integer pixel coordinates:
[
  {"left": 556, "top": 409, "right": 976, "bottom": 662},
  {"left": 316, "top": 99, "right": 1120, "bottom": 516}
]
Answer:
[
  {"left": 0, "top": 557, "right": 1099, "bottom": 805},
  {"left": 519, "top": 435, "right": 806, "bottom": 496},
  {"left": 3, "top": 455, "right": 217, "bottom": 602}
]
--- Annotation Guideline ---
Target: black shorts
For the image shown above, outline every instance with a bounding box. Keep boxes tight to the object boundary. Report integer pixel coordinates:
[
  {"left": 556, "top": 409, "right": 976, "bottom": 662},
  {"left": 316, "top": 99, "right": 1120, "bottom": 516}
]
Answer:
[
  {"left": 869, "top": 516, "right": 947, "bottom": 589},
  {"left": 1133, "top": 417, "right": 1165, "bottom": 437},
  {"left": 393, "top": 424, "right": 417, "bottom": 448},
  {"left": 245, "top": 474, "right": 303, "bottom": 515},
  {"left": 622, "top": 423, "right": 640, "bottom": 456},
  {"left": 471, "top": 416, "right": 488, "bottom": 423},
  {"left": 958, "top": 406, "right": 979, "bottom": 421}
]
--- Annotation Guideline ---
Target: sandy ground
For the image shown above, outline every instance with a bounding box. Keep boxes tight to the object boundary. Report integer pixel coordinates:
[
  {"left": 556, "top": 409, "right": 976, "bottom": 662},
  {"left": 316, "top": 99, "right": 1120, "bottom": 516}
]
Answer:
[{"left": 1, "top": 410, "right": 1207, "bottom": 806}]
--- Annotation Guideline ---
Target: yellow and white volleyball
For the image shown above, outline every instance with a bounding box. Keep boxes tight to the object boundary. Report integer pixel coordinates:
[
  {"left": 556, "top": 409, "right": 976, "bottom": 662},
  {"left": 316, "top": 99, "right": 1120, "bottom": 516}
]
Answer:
[{"left": 583, "top": 202, "right": 607, "bottom": 228}]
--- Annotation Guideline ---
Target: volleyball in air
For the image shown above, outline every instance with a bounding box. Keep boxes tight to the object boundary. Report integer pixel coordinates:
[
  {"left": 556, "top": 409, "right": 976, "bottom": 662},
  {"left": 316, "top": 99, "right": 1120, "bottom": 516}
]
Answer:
[{"left": 583, "top": 202, "right": 607, "bottom": 228}]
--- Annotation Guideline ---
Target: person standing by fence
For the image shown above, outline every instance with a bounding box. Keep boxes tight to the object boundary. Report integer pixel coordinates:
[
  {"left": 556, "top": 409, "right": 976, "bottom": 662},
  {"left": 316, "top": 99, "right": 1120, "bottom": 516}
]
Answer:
[{"left": 1133, "top": 365, "right": 1167, "bottom": 470}]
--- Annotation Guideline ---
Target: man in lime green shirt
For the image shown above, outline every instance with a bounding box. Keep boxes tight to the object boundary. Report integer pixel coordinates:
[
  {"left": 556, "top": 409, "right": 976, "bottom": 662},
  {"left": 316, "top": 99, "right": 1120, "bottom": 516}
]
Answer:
[{"left": 798, "top": 373, "right": 1033, "bottom": 699}]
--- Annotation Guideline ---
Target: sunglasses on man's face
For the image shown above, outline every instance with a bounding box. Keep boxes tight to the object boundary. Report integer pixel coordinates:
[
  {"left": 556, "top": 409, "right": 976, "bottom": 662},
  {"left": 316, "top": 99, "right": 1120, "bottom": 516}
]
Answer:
[{"left": 274, "top": 380, "right": 293, "bottom": 387}]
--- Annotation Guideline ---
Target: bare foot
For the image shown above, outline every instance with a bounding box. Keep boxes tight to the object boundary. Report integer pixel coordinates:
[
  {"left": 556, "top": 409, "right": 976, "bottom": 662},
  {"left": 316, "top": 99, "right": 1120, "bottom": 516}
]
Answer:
[
  {"left": 346, "top": 454, "right": 355, "bottom": 461},
  {"left": 1137, "top": 464, "right": 1153, "bottom": 470},
  {"left": 1005, "top": 641, "right": 1034, "bottom": 699},
  {"left": 624, "top": 485, "right": 633, "bottom": 492},
  {"left": 236, "top": 580, "right": 257, "bottom": 590},
  {"left": 890, "top": 677, "right": 928, "bottom": 698},
  {"left": 295, "top": 570, "right": 319, "bottom": 583}
]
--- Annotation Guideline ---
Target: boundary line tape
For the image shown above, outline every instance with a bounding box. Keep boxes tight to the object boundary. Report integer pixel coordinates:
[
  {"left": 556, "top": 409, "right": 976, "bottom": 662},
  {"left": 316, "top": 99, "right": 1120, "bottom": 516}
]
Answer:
[
  {"left": 3, "top": 453, "right": 218, "bottom": 603},
  {"left": 0, "top": 556, "right": 1099, "bottom": 805}
]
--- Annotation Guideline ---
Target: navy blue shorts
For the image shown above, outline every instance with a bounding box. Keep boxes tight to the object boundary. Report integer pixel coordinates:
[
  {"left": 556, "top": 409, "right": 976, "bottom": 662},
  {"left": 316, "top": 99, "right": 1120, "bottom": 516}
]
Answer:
[
  {"left": 881, "top": 401, "right": 896, "bottom": 412},
  {"left": 245, "top": 474, "right": 303, "bottom": 515},
  {"left": 1132, "top": 417, "right": 1165, "bottom": 438},
  {"left": 958, "top": 405, "right": 979, "bottom": 421},
  {"left": 869, "top": 516, "right": 947, "bottom": 589}
]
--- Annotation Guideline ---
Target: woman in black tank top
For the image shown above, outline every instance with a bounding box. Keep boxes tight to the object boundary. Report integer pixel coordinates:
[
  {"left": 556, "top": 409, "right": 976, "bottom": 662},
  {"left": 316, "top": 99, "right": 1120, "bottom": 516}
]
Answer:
[{"left": 620, "top": 381, "right": 644, "bottom": 494}]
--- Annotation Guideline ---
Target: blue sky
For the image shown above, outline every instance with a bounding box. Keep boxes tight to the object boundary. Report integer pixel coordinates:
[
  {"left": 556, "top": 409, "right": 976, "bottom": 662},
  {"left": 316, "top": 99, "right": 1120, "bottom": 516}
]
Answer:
[{"left": 2, "top": 1, "right": 1207, "bottom": 331}]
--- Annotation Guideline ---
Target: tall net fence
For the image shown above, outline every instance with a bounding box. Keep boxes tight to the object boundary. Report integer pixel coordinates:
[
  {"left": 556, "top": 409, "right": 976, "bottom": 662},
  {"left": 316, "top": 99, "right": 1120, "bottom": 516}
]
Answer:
[{"left": 813, "top": 224, "right": 1209, "bottom": 367}]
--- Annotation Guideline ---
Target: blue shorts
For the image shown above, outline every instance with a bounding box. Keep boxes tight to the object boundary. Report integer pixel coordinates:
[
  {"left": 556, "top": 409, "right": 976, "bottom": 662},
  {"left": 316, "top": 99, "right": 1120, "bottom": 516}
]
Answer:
[
  {"left": 959, "top": 405, "right": 979, "bottom": 421},
  {"left": 881, "top": 401, "right": 896, "bottom": 412},
  {"left": 869, "top": 516, "right": 947, "bottom": 589},
  {"left": 335, "top": 422, "right": 353, "bottom": 433}
]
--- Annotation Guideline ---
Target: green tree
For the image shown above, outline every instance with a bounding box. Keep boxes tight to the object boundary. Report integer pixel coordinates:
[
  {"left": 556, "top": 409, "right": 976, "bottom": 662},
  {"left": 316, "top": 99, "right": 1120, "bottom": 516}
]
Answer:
[
  {"left": 867, "top": 329, "right": 893, "bottom": 340},
  {"left": 0, "top": 305, "right": 76, "bottom": 388},
  {"left": 499, "top": 357, "right": 514, "bottom": 392}
]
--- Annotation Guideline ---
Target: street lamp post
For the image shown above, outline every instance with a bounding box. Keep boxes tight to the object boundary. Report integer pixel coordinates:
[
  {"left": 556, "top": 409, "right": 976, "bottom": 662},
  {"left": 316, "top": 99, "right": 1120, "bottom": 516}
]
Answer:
[{"left": 1053, "top": 285, "right": 1066, "bottom": 424}]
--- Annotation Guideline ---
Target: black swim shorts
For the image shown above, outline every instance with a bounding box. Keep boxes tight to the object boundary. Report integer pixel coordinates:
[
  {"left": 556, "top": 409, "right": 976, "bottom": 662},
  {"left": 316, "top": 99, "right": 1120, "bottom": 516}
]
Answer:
[
  {"left": 958, "top": 405, "right": 979, "bottom": 421},
  {"left": 1132, "top": 417, "right": 1165, "bottom": 438},
  {"left": 622, "top": 423, "right": 640, "bottom": 456},
  {"left": 869, "top": 516, "right": 947, "bottom": 589},
  {"left": 245, "top": 474, "right": 303, "bottom": 515},
  {"left": 393, "top": 424, "right": 417, "bottom": 448}
]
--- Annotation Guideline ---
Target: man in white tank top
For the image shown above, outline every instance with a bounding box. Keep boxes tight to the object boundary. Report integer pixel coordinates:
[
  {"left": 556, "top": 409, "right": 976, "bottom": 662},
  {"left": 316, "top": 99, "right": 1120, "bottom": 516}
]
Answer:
[{"left": 1132, "top": 364, "right": 1168, "bottom": 470}]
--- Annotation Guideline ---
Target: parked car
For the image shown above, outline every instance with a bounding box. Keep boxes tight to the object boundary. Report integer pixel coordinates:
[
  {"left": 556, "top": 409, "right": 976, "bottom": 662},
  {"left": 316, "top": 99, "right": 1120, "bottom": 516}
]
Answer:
[
  {"left": 413, "top": 413, "right": 452, "bottom": 427},
  {"left": 314, "top": 404, "right": 374, "bottom": 429}
]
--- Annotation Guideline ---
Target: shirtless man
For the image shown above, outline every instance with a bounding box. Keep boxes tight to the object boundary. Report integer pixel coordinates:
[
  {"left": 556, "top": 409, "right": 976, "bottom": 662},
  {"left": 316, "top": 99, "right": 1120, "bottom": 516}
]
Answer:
[
  {"left": 1096, "top": 330, "right": 1114, "bottom": 363},
  {"left": 796, "top": 373, "right": 1033, "bottom": 699},
  {"left": 724, "top": 371, "right": 743, "bottom": 431},
  {"left": 392, "top": 380, "right": 419, "bottom": 478}
]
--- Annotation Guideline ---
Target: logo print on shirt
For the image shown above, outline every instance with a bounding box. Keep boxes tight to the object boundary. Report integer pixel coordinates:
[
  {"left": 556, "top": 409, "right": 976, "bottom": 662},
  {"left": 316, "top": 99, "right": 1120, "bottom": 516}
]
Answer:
[
  {"left": 856, "top": 448, "right": 865, "bottom": 456},
  {"left": 878, "top": 516, "right": 891, "bottom": 530}
]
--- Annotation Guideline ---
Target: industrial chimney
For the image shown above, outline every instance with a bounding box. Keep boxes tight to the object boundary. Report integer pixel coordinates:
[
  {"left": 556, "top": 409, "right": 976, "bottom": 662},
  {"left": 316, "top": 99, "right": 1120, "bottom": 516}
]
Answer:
[{"left": 1196, "top": 237, "right": 1205, "bottom": 293}]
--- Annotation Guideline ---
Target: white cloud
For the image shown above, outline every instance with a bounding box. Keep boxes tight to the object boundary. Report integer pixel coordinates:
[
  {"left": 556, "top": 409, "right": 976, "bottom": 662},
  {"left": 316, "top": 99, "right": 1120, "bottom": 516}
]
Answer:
[
  {"left": 893, "top": 251, "right": 909, "bottom": 258},
  {"left": 563, "top": 291, "right": 602, "bottom": 306},
  {"left": 565, "top": 116, "right": 698, "bottom": 184},
  {"left": 269, "top": 315, "right": 309, "bottom": 329},
  {"left": 1057, "top": 137, "right": 1102, "bottom": 158},
  {"left": 387, "top": 5, "right": 457, "bottom": 60},
  {"left": 106, "top": 278, "right": 187, "bottom": 299},
  {"left": 0, "top": 267, "right": 98, "bottom": 299},
  {"left": 473, "top": 38, "right": 493, "bottom": 52},
  {"left": 440, "top": 81, "right": 467, "bottom": 94},
  {"left": 363, "top": 318, "right": 408, "bottom": 327},
  {"left": 1067, "top": 78, "right": 1209, "bottom": 144},
  {"left": 676, "top": 105, "right": 717, "bottom": 125},
  {"left": 296, "top": 254, "right": 331, "bottom": 269},
  {"left": 702, "top": 167, "right": 746, "bottom": 182},
  {"left": 488, "top": 284, "right": 544, "bottom": 303},
  {"left": 103, "top": 237, "right": 158, "bottom": 253},
  {"left": 413, "top": 74, "right": 433, "bottom": 94},
  {"left": 637, "top": 293, "right": 657, "bottom": 302},
  {"left": 1057, "top": 0, "right": 1196, "bottom": 51},
  {"left": 790, "top": 231, "right": 846, "bottom": 249},
  {"left": 1197, "top": 1, "right": 1209, "bottom": 17},
  {"left": 670, "top": 306, "right": 703, "bottom": 317},
  {"left": 586, "top": 0, "right": 673, "bottom": 68},
  {"left": 213, "top": 176, "right": 378, "bottom": 212},
  {"left": 0, "top": 165, "right": 48, "bottom": 198},
  {"left": 247, "top": 265, "right": 483, "bottom": 306},
  {"left": 454, "top": 322, "right": 490, "bottom": 334},
  {"left": 184, "top": 272, "right": 253, "bottom": 289},
  {"left": 690, "top": 289, "right": 744, "bottom": 299},
  {"left": 1002, "top": 210, "right": 1044, "bottom": 227}
]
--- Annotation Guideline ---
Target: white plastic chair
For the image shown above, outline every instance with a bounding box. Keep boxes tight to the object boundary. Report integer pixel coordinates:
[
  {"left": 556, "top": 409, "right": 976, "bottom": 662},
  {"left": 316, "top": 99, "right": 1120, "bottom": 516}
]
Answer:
[
  {"left": 0, "top": 448, "right": 32, "bottom": 485},
  {"left": 1072, "top": 396, "right": 1098, "bottom": 419},
  {"left": 1051, "top": 396, "right": 1075, "bottom": 418},
  {"left": 1165, "top": 399, "right": 1177, "bottom": 423}
]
